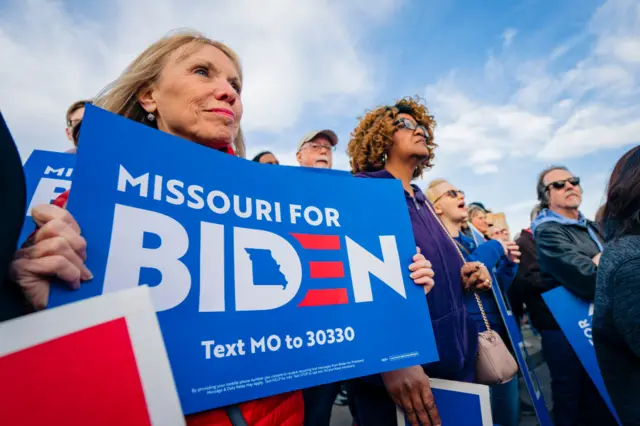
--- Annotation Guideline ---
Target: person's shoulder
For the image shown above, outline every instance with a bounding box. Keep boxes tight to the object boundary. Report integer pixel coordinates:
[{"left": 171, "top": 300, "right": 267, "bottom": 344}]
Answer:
[
  {"left": 534, "top": 220, "right": 564, "bottom": 238},
  {"left": 602, "top": 236, "right": 640, "bottom": 269}
]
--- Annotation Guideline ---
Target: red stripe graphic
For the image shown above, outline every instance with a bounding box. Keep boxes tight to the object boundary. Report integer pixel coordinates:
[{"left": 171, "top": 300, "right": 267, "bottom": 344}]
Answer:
[
  {"left": 290, "top": 233, "right": 341, "bottom": 250},
  {"left": 309, "top": 261, "right": 345, "bottom": 279},
  {"left": 298, "top": 289, "right": 349, "bottom": 307}
]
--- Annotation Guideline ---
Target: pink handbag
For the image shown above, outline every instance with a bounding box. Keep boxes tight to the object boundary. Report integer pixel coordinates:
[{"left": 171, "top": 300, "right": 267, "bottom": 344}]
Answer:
[{"left": 424, "top": 201, "right": 518, "bottom": 385}]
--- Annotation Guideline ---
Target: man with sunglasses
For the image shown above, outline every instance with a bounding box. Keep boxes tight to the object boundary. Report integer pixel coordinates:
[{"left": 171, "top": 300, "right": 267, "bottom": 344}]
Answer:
[{"left": 531, "top": 166, "right": 615, "bottom": 426}]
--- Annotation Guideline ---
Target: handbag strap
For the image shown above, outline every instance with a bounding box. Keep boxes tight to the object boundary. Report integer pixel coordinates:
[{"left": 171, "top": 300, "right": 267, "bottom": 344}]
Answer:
[
  {"left": 422, "top": 200, "right": 493, "bottom": 333},
  {"left": 225, "top": 405, "right": 249, "bottom": 426}
]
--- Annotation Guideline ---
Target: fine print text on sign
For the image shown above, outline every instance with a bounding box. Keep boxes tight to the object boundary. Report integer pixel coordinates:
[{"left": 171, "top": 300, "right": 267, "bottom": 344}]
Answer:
[
  {"left": 543, "top": 287, "right": 621, "bottom": 424},
  {"left": 48, "top": 105, "right": 439, "bottom": 415}
]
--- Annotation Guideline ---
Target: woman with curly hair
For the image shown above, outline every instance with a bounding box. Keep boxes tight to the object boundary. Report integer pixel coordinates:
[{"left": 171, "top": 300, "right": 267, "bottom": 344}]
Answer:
[{"left": 346, "top": 97, "right": 492, "bottom": 426}]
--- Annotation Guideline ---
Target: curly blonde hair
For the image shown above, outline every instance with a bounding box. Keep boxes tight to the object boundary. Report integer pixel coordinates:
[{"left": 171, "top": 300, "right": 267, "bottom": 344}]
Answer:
[{"left": 347, "top": 96, "right": 437, "bottom": 178}]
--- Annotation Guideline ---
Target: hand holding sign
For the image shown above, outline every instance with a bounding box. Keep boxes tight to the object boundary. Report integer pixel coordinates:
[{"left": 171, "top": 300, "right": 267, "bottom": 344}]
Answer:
[
  {"left": 10, "top": 203, "right": 92, "bottom": 310},
  {"left": 409, "top": 247, "right": 435, "bottom": 294},
  {"left": 383, "top": 365, "right": 440, "bottom": 426},
  {"left": 504, "top": 241, "right": 521, "bottom": 264}
]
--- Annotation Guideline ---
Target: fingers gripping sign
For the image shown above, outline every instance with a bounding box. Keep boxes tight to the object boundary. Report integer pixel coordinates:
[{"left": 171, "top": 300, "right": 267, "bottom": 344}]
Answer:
[
  {"left": 10, "top": 203, "right": 92, "bottom": 310},
  {"left": 409, "top": 247, "right": 435, "bottom": 294},
  {"left": 383, "top": 366, "right": 441, "bottom": 426}
]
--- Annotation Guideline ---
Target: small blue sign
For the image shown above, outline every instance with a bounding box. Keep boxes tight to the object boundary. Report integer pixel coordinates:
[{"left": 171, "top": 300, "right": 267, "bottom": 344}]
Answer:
[
  {"left": 543, "top": 287, "right": 621, "bottom": 424},
  {"left": 48, "top": 105, "right": 439, "bottom": 414},
  {"left": 492, "top": 283, "right": 554, "bottom": 425},
  {"left": 19, "top": 150, "right": 75, "bottom": 246},
  {"left": 397, "top": 379, "right": 492, "bottom": 425}
]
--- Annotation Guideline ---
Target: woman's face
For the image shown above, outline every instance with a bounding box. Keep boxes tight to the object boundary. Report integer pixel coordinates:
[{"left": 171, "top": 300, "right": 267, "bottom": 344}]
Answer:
[
  {"left": 259, "top": 153, "right": 279, "bottom": 165},
  {"left": 140, "top": 43, "right": 243, "bottom": 149},
  {"left": 472, "top": 212, "right": 489, "bottom": 234},
  {"left": 388, "top": 113, "right": 430, "bottom": 164}
]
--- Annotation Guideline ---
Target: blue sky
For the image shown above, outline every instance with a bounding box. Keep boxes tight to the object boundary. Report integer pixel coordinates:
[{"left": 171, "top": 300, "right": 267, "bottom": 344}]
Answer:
[{"left": 1, "top": 0, "right": 638, "bottom": 232}]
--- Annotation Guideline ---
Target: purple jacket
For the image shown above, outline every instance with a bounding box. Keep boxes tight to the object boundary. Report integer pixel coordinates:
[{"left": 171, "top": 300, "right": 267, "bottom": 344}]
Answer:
[{"left": 357, "top": 170, "right": 478, "bottom": 381}]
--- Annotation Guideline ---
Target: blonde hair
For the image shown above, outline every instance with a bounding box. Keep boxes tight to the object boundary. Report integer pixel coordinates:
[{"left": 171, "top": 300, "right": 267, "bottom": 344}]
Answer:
[
  {"left": 425, "top": 179, "right": 448, "bottom": 204},
  {"left": 94, "top": 30, "right": 246, "bottom": 158}
]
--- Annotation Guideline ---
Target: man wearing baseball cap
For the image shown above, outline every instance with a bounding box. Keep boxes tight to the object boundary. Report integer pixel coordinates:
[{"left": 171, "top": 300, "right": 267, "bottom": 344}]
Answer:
[
  {"left": 296, "top": 129, "right": 338, "bottom": 169},
  {"left": 296, "top": 129, "right": 345, "bottom": 425}
]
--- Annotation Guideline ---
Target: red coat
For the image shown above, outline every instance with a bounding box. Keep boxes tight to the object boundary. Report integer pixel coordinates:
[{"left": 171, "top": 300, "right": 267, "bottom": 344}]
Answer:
[
  {"left": 48, "top": 143, "right": 305, "bottom": 425},
  {"left": 186, "top": 392, "right": 304, "bottom": 426}
]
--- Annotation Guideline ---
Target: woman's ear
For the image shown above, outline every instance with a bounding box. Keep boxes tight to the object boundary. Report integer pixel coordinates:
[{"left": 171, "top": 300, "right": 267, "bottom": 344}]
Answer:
[{"left": 136, "top": 84, "right": 157, "bottom": 114}]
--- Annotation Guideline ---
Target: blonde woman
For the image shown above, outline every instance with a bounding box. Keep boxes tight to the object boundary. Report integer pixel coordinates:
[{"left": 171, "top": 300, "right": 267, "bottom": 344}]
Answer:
[
  {"left": 9, "top": 30, "right": 303, "bottom": 426},
  {"left": 9, "top": 32, "right": 437, "bottom": 425}
]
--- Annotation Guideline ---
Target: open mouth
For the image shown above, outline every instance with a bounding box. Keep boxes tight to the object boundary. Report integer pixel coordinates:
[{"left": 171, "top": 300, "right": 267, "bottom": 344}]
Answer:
[{"left": 458, "top": 201, "right": 466, "bottom": 209}]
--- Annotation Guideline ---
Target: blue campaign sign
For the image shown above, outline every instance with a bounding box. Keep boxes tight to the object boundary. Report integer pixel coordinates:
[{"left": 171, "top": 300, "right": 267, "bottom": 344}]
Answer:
[
  {"left": 543, "top": 287, "right": 621, "bottom": 424},
  {"left": 48, "top": 105, "right": 439, "bottom": 414},
  {"left": 493, "top": 282, "right": 554, "bottom": 426},
  {"left": 397, "top": 379, "right": 492, "bottom": 425},
  {"left": 19, "top": 150, "right": 75, "bottom": 246}
]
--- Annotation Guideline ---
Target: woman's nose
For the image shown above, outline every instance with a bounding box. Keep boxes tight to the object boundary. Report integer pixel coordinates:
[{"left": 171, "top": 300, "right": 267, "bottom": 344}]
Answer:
[{"left": 213, "top": 81, "right": 237, "bottom": 105}]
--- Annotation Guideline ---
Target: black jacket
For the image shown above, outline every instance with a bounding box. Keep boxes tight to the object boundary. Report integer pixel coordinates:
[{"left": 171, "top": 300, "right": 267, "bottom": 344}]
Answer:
[
  {"left": 0, "top": 112, "right": 29, "bottom": 322},
  {"left": 532, "top": 218, "right": 603, "bottom": 330},
  {"left": 508, "top": 230, "right": 537, "bottom": 320}
]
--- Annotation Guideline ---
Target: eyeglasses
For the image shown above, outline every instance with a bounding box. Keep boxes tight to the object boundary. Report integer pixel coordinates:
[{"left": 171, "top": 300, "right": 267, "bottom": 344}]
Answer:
[
  {"left": 301, "top": 142, "right": 336, "bottom": 152},
  {"left": 433, "top": 189, "right": 465, "bottom": 204},
  {"left": 393, "top": 118, "right": 429, "bottom": 141},
  {"left": 546, "top": 177, "right": 580, "bottom": 191}
]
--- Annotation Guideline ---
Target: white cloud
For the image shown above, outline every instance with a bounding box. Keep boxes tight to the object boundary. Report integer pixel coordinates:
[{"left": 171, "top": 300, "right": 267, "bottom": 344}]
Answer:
[
  {"left": 0, "top": 0, "right": 401, "bottom": 159},
  {"left": 502, "top": 28, "right": 518, "bottom": 48},
  {"left": 424, "top": 0, "right": 640, "bottom": 175}
]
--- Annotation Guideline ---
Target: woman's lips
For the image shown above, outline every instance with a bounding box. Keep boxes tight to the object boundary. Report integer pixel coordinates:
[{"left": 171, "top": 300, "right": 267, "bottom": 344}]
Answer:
[{"left": 206, "top": 108, "right": 235, "bottom": 120}]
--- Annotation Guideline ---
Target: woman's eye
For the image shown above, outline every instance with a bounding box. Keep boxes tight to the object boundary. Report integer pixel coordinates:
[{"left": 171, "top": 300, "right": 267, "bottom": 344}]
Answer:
[
  {"left": 194, "top": 67, "right": 209, "bottom": 77},
  {"left": 231, "top": 82, "right": 242, "bottom": 93}
]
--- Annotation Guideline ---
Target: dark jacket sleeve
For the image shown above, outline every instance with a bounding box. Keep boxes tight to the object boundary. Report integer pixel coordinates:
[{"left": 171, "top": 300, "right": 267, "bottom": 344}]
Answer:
[
  {"left": 536, "top": 223, "right": 598, "bottom": 300},
  {"left": 612, "top": 257, "right": 640, "bottom": 357},
  {"left": 515, "top": 233, "right": 547, "bottom": 295}
]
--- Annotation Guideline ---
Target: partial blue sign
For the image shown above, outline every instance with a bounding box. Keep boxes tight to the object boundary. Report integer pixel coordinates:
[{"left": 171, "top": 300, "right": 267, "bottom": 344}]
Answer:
[
  {"left": 48, "top": 105, "right": 439, "bottom": 414},
  {"left": 19, "top": 150, "right": 75, "bottom": 245},
  {"left": 543, "top": 287, "right": 621, "bottom": 424},
  {"left": 396, "top": 379, "right": 492, "bottom": 425},
  {"left": 493, "top": 283, "right": 554, "bottom": 425}
]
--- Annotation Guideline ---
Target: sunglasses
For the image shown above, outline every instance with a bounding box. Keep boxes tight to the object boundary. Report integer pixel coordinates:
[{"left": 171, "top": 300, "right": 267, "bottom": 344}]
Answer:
[
  {"left": 433, "top": 189, "right": 465, "bottom": 204},
  {"left": 393, "top": 118, "right": 429, "bottom": 140},
  {"left": 546, "top": 176, "right": 581, "bottom": 191}
]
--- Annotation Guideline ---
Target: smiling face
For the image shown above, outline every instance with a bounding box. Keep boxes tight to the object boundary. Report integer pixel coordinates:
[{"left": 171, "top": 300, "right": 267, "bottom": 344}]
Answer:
[
  {"left": 387, "top": 113, "right": 431, "bottom": 165},
  {"left": 432, "top": 181, "right": 467, "bottom": 224},
  {"left": 296, "top": 135, "right": 334, "bottom": 169},
  {"left": 137, "top": 43, "right": 243, "bottom": 149},
  {"left": 544, "top": 169, "right": 582, "bottom": 212}
]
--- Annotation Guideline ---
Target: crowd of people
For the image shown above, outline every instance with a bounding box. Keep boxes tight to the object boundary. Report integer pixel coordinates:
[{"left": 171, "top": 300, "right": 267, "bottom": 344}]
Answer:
[{"left": 2, "top": 29, "right": 639, "bottom": 426}]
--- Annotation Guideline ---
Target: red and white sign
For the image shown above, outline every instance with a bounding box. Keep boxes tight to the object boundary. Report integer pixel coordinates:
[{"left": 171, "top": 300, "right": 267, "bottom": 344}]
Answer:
[{"left": 0, "top": 286, "right": 185, "bottom": 426}]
